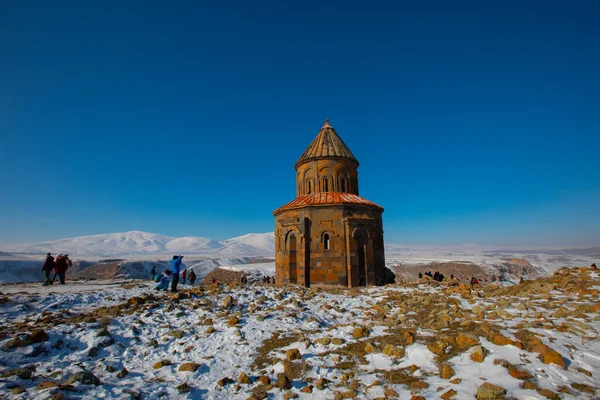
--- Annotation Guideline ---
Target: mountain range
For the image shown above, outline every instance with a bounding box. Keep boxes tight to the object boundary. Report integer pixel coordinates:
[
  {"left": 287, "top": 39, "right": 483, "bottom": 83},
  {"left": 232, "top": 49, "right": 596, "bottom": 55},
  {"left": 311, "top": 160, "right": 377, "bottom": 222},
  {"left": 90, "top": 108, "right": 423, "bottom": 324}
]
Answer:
[{"left": 1, "top": 231, "right": 275, "bottom": 258}]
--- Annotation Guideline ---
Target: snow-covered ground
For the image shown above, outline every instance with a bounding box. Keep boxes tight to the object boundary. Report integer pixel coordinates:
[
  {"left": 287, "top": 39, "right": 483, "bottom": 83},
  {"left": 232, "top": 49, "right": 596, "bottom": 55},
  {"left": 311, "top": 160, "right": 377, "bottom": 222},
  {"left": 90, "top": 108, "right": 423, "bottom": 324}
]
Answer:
[{"left": 0, "top": 267, "right": 599, "bottom": 399}]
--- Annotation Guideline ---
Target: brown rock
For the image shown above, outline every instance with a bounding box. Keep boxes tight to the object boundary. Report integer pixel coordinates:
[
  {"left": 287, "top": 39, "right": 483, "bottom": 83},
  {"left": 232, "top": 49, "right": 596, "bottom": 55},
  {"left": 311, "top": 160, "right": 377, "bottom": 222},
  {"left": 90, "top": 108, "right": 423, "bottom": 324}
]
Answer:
[
  {"left": 410, "top": 397, "right": 426, "bottom": 400},
  {"left": 455, "top": 333, "right": 479, "bottom": 348},
  {"left": 282, "top": 360, "right": 309, "bottom": 379},
  {"left": 382, "top": 344, "right": 404, "bottom": 357},
  {"left": 258, "top": 375, "right": 270, "bottom": 385},
  {"left": 285, "top": 348, "right": 302, "bottom": 361},
  {"left": 31, "top": 330, "right": 49, "bottom": 343},
  {"left": 384, "top": 386, "right": 399, "bottom": 397},
  {"left": 471, "top": 346, "right": 486, "bottom": 363},
  {"left": 316, "top": 377, "right": 330, "bottom": 390},
  {"left": 537, "top": 388, "right": 560, "bottom": 399},
  {"left": 440, "top": 364, "right": 455, "bottom": 379},
  {"left": 532, "top": 344, "right": 566, "bottom": 368},
  {"left": 441, "top": 389, "right": 457, "bottom": 399},
  {"left": 352, "top": 327, "right": 369, "bottom": 339},
  {"left": 450, "top": 378, "right": 461, "bottom": 384},
  {"left": 227, "top": 316, "right": 240, "bottom": 327},
  {"left": 427, "top": 341, "right": 447, "bottom": 356},
  {"left": 153, "top": 360, "right": 171, "bottom": 369},
  {"left": 365, "top": 342, "right": 378, "bottom": 353},
  {"left": 521, "top": 381, "right": 537, "bottom": 390},
  {"left": 331, "top": 338, "right": 345, "bottom": 345},
  {"left": 508, "top": 367, "right": 532, "bottom": 380},
  {"left": 314, "top": 337, "right": 330, "bottom": 346},
  {"left": 217, "top": 377, "right": 234, "bottom": 386},
  {"left": 409, "top": 381, "right": 429, "bottom": 390},
  {"left": 300, "top": 385, "right": 313, "bottom": 393},
  {"left": 476, "top": 382, "right": 506, "bottom": 399},
  {"left": 490, "top": 332, "right": 514, "bottom": 346},
  {"left": 238, "top": 372, "right": 252, "bottom": 384},
  {"left": 275, "top": 373, "right": 292, "bottom": 390}
]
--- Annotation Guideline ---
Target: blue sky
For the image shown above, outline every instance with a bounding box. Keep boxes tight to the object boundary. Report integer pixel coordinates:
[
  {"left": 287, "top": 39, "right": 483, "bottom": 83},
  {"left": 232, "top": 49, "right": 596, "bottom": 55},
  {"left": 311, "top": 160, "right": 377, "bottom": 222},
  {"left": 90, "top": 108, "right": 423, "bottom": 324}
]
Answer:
[{"left": 1, "top": 1, "right": 599, "bottom": 246}]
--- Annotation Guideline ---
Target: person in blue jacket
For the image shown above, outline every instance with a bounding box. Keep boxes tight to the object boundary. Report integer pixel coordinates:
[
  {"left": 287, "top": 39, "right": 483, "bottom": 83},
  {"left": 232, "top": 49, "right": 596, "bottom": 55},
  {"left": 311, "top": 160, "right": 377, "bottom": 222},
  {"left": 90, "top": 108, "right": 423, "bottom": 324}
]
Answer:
[
  {"left": 171, "top": 255, "right": 183, "bottom": 292},
  {"left": 155, "top": 270, "right": 172, "bottom": 291}
]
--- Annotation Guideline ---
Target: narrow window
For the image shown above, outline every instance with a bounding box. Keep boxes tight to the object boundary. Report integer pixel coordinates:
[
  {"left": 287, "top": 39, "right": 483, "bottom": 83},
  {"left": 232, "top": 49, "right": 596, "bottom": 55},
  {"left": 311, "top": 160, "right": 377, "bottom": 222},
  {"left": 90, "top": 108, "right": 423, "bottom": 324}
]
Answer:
[
  {"left": 323, "top": 177, "right": 329, "bottom": 192},
  {"left": 324, "top": 233, "right": 330, "bottom": 250},
  {"left": 340, "top": 178, "right": 346, "bottom": 192},
  {"left": 307, "top": 180, "right": 312, "bottom": 194}
]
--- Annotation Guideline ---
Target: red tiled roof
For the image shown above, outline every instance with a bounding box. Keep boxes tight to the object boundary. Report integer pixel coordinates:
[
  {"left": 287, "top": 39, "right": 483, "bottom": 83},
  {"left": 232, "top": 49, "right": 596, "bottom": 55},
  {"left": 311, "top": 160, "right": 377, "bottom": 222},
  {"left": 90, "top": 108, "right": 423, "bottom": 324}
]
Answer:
[{"left": 273, "top": 192, "right": 383, "bottom": 214}]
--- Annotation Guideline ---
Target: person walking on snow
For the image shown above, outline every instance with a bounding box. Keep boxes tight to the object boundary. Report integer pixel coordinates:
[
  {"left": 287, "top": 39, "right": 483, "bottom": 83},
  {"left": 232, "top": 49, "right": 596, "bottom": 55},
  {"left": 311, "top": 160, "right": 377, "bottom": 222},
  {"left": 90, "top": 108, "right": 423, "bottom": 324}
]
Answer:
[
  {"left": 181, "top": 269, "right": 187, "bottom": 284},
  {"left": 53, "top": 254, "right": 70, "bottom": 284},
  {"left": 171, "top": 255, "right": 183, "bottom": 292},
  {"left": 188, "top": 269, "right": 196, "bottom": 286},
  {"left": 42, "top": 253, "right": 55, "bottom": 286},
  {"left": 151, "top": 265, "right": 156, "bottom": 280}
]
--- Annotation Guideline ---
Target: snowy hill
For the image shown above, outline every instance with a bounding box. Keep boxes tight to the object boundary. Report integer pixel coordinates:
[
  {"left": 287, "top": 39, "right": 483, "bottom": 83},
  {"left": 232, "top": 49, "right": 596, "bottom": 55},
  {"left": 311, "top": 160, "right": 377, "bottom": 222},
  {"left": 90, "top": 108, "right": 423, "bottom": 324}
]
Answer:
[{"left": 2, "top": 231, "right": 275, "bottom": 258}]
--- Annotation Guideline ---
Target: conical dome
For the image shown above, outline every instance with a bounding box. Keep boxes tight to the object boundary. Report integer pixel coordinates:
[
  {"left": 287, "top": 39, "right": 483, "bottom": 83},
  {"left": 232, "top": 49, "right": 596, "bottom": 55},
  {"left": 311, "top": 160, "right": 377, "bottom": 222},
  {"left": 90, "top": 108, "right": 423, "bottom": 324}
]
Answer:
[{"left": 295, "top": 120, "right": 358, "bottom": 169}]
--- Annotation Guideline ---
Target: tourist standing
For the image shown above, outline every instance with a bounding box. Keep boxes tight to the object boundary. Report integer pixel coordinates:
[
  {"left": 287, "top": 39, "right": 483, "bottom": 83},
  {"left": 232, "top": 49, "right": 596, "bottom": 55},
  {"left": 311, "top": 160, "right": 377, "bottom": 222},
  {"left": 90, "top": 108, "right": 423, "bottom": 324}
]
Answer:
[
  {"left": 181, "top": 269, "right": 187, "bottom": 284},
  {"left": 42, "top": 253, "right": 55, "bottom": 286},
  {"left": 171, "top": 255, "right": 183, "bottom": 292},
  {"left": 151, "top": 265, "right": 156, "bottom": 280},
  {"left": 188, "top": 269, "right": 196, "bottom": 286},
  {"left": 53, "top": 254, "right": 69, "bottom": 284}
]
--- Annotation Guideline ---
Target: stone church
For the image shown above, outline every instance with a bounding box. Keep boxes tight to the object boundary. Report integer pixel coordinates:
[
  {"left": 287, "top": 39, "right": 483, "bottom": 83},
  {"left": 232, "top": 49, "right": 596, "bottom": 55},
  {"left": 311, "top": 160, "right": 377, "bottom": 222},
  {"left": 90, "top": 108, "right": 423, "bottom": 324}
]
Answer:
[{"left": 273, "top": 120, "right": 386, "bottom": 287}]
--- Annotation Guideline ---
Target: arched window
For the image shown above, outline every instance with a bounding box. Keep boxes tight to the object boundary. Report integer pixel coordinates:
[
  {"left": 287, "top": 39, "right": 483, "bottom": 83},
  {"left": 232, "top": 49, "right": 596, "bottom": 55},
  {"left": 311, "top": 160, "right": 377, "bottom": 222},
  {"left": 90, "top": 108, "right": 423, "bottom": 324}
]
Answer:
[
  {"left": 307, "top": 180, "right": 312, "bottom": 194},
  {"left": 323, "top": 177, "right": 329, "bottom": 192},
  {"left": 340, "top": 178, "right": 346, "bottom": 192},
  {"left": 324, "top": 233, "right": 330, "bottom": 250}
]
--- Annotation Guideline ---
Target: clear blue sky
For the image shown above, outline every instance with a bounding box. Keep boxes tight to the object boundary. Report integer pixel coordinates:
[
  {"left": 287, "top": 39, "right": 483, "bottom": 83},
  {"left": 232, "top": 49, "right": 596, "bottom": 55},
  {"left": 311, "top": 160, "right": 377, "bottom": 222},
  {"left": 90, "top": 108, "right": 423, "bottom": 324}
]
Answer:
[{"left": 1, "top": 1, "right": 599, "bottom": 246}]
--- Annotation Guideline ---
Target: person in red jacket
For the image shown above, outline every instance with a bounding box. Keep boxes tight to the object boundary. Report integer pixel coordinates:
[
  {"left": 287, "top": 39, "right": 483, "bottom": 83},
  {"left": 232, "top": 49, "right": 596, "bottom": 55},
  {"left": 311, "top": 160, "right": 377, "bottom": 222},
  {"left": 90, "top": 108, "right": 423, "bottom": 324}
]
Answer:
[
  {"left": 53, "top": 254, "right": 70, "bottom": 284},
  {"left": 42, "top": 253, "right": 55, "bottom": 286}
]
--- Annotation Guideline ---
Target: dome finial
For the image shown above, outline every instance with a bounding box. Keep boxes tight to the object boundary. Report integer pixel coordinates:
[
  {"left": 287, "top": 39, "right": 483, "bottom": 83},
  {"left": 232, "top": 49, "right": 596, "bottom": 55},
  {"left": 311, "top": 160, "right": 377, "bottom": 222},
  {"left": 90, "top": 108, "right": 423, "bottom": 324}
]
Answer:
[{"left": 322, "top": 119, "right": 331, "bottom": 128}]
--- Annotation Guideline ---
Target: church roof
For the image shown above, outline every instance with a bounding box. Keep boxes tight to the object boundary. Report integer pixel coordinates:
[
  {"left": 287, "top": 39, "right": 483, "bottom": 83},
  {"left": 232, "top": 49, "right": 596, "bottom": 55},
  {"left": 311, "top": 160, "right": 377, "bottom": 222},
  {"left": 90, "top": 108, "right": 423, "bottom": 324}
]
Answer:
[
  {"left": 273, "top": 192, "right": 383, "bottom": 215},
  {"left": 295, "top": 120, "right": 358, "bottom": 168}
]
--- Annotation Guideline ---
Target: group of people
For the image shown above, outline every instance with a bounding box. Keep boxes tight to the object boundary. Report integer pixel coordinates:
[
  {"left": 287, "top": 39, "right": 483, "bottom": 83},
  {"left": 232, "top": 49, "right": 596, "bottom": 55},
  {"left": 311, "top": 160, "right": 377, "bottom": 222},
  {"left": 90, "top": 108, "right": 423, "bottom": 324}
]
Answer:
[
  {"left": 41, "top": 253, "right": 72, "bottom": 285},
  {"left": 418, "top": 271, "right": 446, "bottom": 282},
  {"left": 262, "top": 275, "right": 275, "bottom": 284},
  {"left": 153, "top": 255, "right": 197, "bottom": 293}
]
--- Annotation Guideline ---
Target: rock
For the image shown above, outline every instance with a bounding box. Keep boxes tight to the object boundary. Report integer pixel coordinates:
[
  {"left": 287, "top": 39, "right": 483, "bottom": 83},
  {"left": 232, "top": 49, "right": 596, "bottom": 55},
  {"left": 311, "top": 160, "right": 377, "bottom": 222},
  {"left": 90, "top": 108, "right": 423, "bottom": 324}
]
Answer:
[
  {"left": 409, "top": 381, "right": 429, "bottom": 390},
  {"left": 1, "top": 368, "right": 33, "bottom": 379},
  {"left": 455, "top": 333, "right": 479, "bottom": 348},
  {"left": 285, "top": 348, "right": 302, "bottom": 361},
  {"left": 441, "top": 389, "right": 457, "bottom": 399},
  {"left": 228, "top": 316, "right": 240, "bottom": 327},
  {"left": 205, "top": 326, "right": 216, "bottom": 334},
  {"left": 476, "top": 382, "right": 506, "bottom": 399},
  {"left": 176, "top": 383, "right": 191, "bottom": 393},
  {"left": 259, "top": 375, "right": 270, "bottom": 385},
  {"left": 537, "top": 388, "right": 560, "bottom": 399},
  {"left": 65, "top": 371, "right": 101, "bottom": 386},
  {"left": 86, "top": 347, "right": 99, "bottom": 357},
  {"left": 169, "top": 330, "right": 184, "bottom": 339},
  {"left": 301, "top": 384, "right": 313, "bottom": 393},
  {"left": 440, "top": 364, "right": 455, "bottom": 379},
  {"left": 365, "top": 342, "right": 378, "bottom": 353},
  {"left": 179, "top": 362, "right": 200, "bottom": 372},
  {"left": 571, "top": 383, "right": 596, "bottom": 394},
  {"left": 384, "top": 386, "right": 399, "bottom": 397},
  {"left": 283, "top": 360, "right": 309, "bottom": 379},
  {"left": 31, "top": 330, "right": 49, "bottom": 342},
  {"left": 450, "top": 378, "right": 461, "bottom": 384},
  {"left": 352, "top": 327, "right": 369, "bottom": 339},
  {"left": 427, "top": 341, "right": 447, "bottom": 356},
  {"left": 471, "top": 346, "right": 486, "bottom": 362},
  {"left": 283, "top": 390, "right": 299, "bottom": 399},
  {"left": 222, "top": 295, "right": 234, "bottom": 308},
  {"left": 238, "top": 372, "right": 252, "bottom": 384},
  {"left": 490, "top": 332, "right": 514, "bottom": 346},
  {"left": 314, "top": 337, "right": 330, "bottom": 346},
  {"left": 532, "top": 344, "right": 566, "bottom": 368},
  {"left": 275, "top": 373, "right": 292, "bottom": 390},
  {"left": 97, "top": 327, "right": 110, "bottom": 337},
  {"left": 10, "top": 387, "right": 26, "bottom": 394},
  {"left": 217, "top": 377, "right": 234, "bottom": 386},
  {"left": 316, "top": 377, "right": 329, "bottom": 390},
  {"left": 521, "top": 381, "right": 537, "bottom": 390},
  {"left": 2, "top": 334, "right": 35, "bottom": 350},
  {"left": 575, "top": 367, "right": 592, "bottom": 377},
  {"left": 153, "top": 360, "right": 172, "bottom": 369},
  {"left": 508, "top": 367, "right": 532, "bottom": 380},
  {"left": 116, "top": 368, "right": 128, "bottom": 378},
  {"left": 410, "top": 397, "right": 426, "bottom": 400},
  {"left": 331, "top": 338, "right": 345, "bottom": 345},
  {"left": 382, "top": 344, "right": 404, "bottom": 357}
]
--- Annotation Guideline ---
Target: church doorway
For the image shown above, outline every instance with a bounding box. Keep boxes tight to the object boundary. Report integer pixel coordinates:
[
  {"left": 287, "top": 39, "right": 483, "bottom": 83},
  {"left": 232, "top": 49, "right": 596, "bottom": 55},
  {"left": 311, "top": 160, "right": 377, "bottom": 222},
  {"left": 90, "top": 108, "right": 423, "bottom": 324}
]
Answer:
[{"left": 288, "top": 233, "right": 297, "bottom": 284}]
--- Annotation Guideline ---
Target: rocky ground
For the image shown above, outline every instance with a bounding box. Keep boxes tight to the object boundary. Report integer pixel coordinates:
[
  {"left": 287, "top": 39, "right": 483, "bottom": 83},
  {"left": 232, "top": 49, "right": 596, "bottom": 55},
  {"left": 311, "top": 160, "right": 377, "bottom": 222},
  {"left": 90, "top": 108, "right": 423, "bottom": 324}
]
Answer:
[{"left": 0, "top": 266, "right": 599, "bottom": 399}]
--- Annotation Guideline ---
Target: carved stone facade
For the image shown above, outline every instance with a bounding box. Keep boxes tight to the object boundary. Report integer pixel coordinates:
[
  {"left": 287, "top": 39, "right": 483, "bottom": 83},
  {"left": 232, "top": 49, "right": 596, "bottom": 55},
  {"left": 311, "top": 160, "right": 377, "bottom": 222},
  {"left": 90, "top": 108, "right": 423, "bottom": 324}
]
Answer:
[{"left": 273, "top": 120, "right": 385, "bottom": 287}]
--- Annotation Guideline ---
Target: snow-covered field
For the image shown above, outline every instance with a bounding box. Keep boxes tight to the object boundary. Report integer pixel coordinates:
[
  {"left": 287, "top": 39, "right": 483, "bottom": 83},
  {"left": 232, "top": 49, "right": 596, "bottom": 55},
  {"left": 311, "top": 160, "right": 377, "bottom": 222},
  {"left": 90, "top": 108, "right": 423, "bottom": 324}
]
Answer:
[{"left": 0, "top": 267, "right": 599, "bottom": 399}]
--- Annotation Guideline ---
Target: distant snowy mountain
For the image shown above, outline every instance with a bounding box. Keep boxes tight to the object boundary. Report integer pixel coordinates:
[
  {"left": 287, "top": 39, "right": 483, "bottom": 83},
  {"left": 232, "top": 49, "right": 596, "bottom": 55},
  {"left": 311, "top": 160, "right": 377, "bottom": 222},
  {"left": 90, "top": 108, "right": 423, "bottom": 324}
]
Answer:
[{"left": 2, "top": 231, "right": 275, "bottom": 258}]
